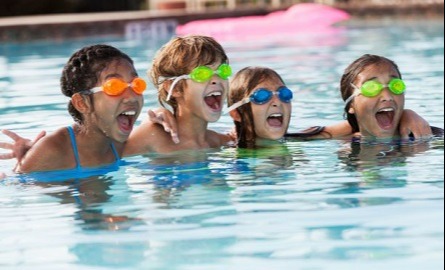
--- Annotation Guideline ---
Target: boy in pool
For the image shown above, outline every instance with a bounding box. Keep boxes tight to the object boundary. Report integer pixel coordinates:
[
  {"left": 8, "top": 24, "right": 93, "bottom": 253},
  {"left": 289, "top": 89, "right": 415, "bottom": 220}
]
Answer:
[
  {"left": 340, "top": 54, "right": 443, "bottom": 141},
  {"left": 123, "top": 35, "right": 234, "bottom": 155},
  {"left": 1, "top": 44, "right": 145, "bottom": 173}
]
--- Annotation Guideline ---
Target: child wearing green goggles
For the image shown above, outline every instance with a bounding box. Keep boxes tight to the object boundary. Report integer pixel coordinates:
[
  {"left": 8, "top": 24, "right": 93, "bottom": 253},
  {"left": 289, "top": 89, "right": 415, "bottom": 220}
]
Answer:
[
  {"left": 341, "top": 54, "right": 443, "bottom": 141},
  {"left": 124, "top": 35, "right": 236, "bottom": 155}
]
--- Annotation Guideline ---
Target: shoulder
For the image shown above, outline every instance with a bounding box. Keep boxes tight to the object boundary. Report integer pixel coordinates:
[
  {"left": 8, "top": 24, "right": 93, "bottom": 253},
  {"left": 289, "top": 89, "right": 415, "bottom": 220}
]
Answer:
[
  {"left": 125, "top": 122, "right": 170, "bottom": 156},
  {"left": 16, "top": 127, "right": 72, "bottom": 173}
]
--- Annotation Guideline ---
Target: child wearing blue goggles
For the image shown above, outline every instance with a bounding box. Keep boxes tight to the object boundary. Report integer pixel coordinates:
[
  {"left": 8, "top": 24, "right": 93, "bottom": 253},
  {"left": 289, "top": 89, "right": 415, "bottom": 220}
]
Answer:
[{"left": 226, "top": 86, "right": 293, "bottom": 113}]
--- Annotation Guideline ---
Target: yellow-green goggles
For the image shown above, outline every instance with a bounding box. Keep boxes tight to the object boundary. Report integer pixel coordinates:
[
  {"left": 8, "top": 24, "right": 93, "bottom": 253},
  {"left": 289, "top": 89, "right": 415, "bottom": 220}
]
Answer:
[
  {"left": 357, "top": 79, "right": 406, "bottom": 97},
  {"left": 190, "top": 64, "right": 232, "bottom": 83},
  {"left": 345, "top": 78, "right": 406, "bottom": 105},
  {"left": 165, "top": 64, "right": 232, "bottom": 101}
]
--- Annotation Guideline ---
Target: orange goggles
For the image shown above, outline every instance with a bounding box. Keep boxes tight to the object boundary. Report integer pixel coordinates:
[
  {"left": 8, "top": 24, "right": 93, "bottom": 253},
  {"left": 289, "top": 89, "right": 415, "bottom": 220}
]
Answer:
[{"left": 88, "top": 77, "right": 147, "bottom": 96}]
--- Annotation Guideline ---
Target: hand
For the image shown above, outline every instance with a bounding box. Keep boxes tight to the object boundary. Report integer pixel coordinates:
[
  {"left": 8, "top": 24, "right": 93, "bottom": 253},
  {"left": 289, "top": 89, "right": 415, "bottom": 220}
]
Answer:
[
  {"left": 399, "top": 109, "right": 432, "bottom": 141},
  {"left": 148, "top": 109, "right": 180, "bottom": 144},
  {"left": 0, "top": 129, "right": 46, "bottom": 161}
]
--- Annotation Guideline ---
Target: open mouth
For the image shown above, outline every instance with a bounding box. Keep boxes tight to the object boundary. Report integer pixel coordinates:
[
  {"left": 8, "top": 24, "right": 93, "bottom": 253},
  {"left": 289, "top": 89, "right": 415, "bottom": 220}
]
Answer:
[
  {"left": 204, "top": 92, "right": 223, "bottom": 112},
  {"left": 117, "top": 110, "right": 137, "bottom": 134},
  {"left": 375, "top": 108, "right": 395, "bottom": 130},
  {"left": 267, "top": 113, "right": 284, "bottom": 128}
]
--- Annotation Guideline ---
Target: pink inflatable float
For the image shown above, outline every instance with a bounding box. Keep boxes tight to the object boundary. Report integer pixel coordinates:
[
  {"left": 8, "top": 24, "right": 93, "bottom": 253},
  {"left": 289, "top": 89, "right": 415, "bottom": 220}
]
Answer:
[{"left": 177, "top": 3, "right": 350, "bottom": 41}]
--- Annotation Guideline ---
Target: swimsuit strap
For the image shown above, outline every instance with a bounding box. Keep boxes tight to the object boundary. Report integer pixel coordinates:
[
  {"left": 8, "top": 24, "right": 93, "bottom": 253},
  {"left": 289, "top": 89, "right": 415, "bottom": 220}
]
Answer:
[
  {"left": 110, "top": 142, "right": 120, "bottom": 162},
  {"left": 66, "top": 126, "right": 81, "bottom": 169}
]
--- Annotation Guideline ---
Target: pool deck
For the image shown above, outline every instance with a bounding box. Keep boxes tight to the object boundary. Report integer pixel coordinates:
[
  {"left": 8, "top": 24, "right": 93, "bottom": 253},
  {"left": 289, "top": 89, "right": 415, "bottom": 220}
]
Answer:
[{"left": 0, "top": 2, "right": 443, "bottom": 43}]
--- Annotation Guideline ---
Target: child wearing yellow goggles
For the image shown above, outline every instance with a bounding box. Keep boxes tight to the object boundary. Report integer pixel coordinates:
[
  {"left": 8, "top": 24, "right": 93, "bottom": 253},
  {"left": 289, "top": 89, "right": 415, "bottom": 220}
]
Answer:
[{"left": 341, "top": 54, "right": 443, "bottom": 141}]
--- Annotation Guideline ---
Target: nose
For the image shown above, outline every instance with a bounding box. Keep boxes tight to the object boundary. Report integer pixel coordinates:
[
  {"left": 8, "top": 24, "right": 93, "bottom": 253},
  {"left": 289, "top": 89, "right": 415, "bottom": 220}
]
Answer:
[
  {"left": 379, "top": 87, "right": 394, "bottom": 102},
  {"left": 270, "top": 93, "right": 281, "bottom": 107},
  {"left": 210, "top": 75, "right": 222, "bottom": 85},
  {"left": 122, "top": 87, "right": 140, "bottom": 102}
]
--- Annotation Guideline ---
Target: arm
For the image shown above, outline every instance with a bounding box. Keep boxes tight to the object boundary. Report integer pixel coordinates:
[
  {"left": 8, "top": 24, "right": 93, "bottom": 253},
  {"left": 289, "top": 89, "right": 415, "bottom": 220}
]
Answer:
[{"left": 399, "top": 109, "right": 432, "bottom": 140}]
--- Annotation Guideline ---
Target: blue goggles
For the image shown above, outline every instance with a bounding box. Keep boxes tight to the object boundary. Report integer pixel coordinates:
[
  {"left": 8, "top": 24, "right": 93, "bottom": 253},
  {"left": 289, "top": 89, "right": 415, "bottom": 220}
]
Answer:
[{"left": 226, "top": 87, "right": 293, "bottom": 112}]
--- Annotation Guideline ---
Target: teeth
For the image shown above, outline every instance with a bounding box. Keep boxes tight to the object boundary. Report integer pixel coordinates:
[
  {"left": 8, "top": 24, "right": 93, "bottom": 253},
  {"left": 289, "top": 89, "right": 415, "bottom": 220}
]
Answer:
[
  {"left": 269, "top": 114, "right": 283, "bottom": 118},
  {"left": 122, "top": 111, "right": 136, "bottom": 116},
  {"left": 206, "top": 92, "right": 222, "bottom": 97},
  {"left": 378, "top": 108, "right": 394, "bottom": 112}
]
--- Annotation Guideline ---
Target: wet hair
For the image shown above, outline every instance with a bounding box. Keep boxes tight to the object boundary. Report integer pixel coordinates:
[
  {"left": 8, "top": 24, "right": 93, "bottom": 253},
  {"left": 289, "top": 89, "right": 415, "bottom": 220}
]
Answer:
[
  {"left": 228, "top": 67, "right": 285, "bottom": 148},
  {"left": 340, "top": 54, "right": 402, "bottom": 133},
  {"left": 61, "top": 44, "right": 135, "bottom": 123},
  {"left": 149, "top": 35, "right": 229, "bottom": 114}
]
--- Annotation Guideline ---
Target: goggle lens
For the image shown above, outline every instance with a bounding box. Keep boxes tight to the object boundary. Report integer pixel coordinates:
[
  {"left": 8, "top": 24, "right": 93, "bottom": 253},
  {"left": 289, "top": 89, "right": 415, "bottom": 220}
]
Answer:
[
  {"left": 388, "top": 78, "right": 406, "bottom": 95},
  {"left": 251, "top": 87, "right": 293, "bottom": 105},
  {"left": 101, "top": 78, "right": 146, "bottom": 96},
  {"left": 361, "top": 79, "right": 406, "bottom": 97},
  {"left": 190, "top": 64, "right": 232, "bottom": 83}
]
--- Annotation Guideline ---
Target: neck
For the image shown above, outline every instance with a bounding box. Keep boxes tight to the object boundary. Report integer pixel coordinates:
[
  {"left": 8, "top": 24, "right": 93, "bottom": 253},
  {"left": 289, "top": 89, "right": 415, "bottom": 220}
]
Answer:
[
  {"left": 175, "top": 107, "right": 210, "bottom": 148},
  {"left": 74, "top": 124, "right": 125, "bottom": 156}
]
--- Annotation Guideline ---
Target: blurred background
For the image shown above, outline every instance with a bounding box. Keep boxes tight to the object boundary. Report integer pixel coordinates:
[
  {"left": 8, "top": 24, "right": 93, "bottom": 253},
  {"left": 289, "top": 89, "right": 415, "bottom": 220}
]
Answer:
[
  {"left": 1, "top": 0, "right": 443, "bottom": 17},
  {"left": 0, "top": 0, "right": 143, "bottom": 17}
]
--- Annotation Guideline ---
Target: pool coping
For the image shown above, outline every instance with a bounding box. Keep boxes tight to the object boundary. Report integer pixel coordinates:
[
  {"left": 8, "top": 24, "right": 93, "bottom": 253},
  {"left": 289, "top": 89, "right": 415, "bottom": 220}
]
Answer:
[{"left": 0, "top": 3, "right": 443, "bottom": 43}]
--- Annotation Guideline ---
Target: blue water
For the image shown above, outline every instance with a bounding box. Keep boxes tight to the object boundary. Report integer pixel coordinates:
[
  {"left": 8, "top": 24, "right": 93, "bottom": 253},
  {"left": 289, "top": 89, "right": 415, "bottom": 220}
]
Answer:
[{"left": 0, "top": 18, "right": 444, "bottom": 269}]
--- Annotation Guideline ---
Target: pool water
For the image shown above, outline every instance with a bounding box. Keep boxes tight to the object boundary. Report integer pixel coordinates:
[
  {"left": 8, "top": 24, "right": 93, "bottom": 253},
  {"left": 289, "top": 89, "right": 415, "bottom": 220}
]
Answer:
[{"left": 0, "top": 18, "right": 444, "bottom": 269}]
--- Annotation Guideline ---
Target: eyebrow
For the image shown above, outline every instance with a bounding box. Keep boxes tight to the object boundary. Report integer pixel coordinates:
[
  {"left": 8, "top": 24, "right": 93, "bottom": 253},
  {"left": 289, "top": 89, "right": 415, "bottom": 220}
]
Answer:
[
  {"left": 364, "top": 75, "right": 400, "bottom": 82},
  {"left": 103, "top": 72, "right": 138, "bottom": 80}
]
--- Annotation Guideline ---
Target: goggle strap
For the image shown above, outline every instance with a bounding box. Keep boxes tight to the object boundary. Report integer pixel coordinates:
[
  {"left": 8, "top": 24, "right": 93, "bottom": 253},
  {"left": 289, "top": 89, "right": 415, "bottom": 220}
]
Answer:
[
  {"left": 344, "top": 93, "right": 359, "bottom": 107},
  {"left": 166, "top": 75, "right": 189, "bottom": 101},
  {"left": 224, "top": 97, "right": 251, "bottom": 114},
  {"left": 344, "top": 83, "right": 362, "bottom": 106},
  {"left": 89, "top": 87, "right": 103, "bottom": 94}
]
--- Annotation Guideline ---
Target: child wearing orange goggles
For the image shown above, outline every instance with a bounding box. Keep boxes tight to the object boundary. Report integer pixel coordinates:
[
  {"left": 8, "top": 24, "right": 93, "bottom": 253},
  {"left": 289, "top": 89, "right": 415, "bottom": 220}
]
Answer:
[{"left": 1, "top": 44, "right": 145, "bottom": 173}]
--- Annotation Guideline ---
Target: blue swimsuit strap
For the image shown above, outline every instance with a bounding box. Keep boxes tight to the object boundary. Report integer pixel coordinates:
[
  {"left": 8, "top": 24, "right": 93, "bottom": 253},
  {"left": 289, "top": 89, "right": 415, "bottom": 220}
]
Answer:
[
  {"left": 110, "top": 142, "right": 120, "bottom": 162},
  {"left": 67, "top": 126, "right": 82, "bottom": 170},
  {"left": 67, "top": 126, "right": 121, "bottom": 167}
]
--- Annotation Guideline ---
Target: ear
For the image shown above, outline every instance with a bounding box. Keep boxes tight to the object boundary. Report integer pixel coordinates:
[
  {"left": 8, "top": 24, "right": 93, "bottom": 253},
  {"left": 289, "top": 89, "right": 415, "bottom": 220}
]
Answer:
[
  {"left": 348, "top": 105, "right": 355, "bottom": 115},
  {"left": 71, "top": 93, "right": 92, "bottom": 114},
  {"left": 229, "top": 109, "right": 242, "bottom": 122}
]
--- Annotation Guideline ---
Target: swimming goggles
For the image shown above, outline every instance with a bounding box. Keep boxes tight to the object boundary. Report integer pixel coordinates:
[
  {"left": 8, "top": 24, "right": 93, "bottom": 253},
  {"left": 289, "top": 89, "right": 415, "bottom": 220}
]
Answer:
[
  {"left": 226, "top": 86, "right": 294, "bottom": 113},
  {"left": 165, "top": 64, "right": 232, "bottom": 101},
  {"left": 88, "top": 77, "right": 147, "bottom": 96},
  {"left": 345, "top": 78, "right": 406, "bottom": 105}
]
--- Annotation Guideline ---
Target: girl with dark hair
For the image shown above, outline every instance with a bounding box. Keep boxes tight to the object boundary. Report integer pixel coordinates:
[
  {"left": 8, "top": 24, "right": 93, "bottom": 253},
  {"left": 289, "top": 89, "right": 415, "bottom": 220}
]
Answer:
[{"left": 4, "top": 44, "right": 145, "bottom": 172}]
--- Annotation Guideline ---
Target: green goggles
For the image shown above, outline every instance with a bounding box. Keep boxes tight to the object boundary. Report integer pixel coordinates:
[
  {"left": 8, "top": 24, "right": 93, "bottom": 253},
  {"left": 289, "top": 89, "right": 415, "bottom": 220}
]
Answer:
[
  {"left": 345, "top": 78, "right": 406, "bottom": 105},
  {"left": 190, "top": 64, "right": 232, "bottom": 82},
  {"left": 166, "top": 64, "right": 232, "bottom": 101}
]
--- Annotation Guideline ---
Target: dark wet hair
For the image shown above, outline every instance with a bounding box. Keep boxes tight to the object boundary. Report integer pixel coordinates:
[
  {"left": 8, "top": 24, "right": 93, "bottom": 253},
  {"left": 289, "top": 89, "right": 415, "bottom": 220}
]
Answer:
[
  {"left": 228, "top": 67, "right": 285, "bottom": 148},
  {"left": 61, "top": 44, "right": 135, "bottom": 123},
  {"left": 340, "top": 54, "right": 402, "bottom": 133}
]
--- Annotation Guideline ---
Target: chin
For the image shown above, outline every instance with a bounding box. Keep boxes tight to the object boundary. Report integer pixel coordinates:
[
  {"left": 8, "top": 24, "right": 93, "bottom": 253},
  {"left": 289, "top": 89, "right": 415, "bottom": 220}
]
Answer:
[{"left": 266, "top": 132, "right": 286, "bottom": 140}]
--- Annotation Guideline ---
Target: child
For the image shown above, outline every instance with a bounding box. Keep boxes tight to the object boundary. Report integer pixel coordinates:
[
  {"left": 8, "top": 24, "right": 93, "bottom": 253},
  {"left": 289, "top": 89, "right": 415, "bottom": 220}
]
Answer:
[
  {"left": 7, "top": 44, "right": 145, "bottom": 173},
  {"left": 227, "top": 66, "right": 438, "bottom": 148},
  {"left": 124, "top": 35, "right": 234, "bottom": 155},
  {"left": 341, "top": 54, "right": 443, "bottom": 141}
]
